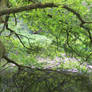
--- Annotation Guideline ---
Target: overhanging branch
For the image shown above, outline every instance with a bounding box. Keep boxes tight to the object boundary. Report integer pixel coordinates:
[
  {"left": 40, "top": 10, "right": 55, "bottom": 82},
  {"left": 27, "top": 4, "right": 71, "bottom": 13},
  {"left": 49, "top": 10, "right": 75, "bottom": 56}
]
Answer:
[
  {"left": 0, "top": 3, "right": 58, "bottom": 16},
  {"left": 0, "top": 2, "right": 92, "bottom": 26}
]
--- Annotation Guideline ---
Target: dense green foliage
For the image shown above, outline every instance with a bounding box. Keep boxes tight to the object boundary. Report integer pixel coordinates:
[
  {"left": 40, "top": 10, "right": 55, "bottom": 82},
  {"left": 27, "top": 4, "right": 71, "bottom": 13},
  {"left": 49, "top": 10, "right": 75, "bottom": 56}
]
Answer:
[
  {"left": 1, "top": 0, "right": 92, "bottom": 92},
  {"left": 0, "top": 0, "right": 92, "bottom": 70}
]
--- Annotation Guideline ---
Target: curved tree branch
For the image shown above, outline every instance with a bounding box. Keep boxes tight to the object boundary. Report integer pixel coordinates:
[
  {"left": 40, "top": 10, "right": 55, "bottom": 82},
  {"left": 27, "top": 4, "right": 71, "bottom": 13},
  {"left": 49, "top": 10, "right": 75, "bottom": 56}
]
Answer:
[
  {"left": 0, "top": 3, "right": 58, "bottom": 16},
  {"left": 0, "top": 3, "right": 92, "bottom": 27}
]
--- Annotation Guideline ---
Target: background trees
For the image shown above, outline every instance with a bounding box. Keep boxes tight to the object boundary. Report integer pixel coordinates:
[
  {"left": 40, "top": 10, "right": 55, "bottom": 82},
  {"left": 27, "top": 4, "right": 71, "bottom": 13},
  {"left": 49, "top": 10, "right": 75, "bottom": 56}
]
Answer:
[{"left": 1, "top": 0, "right": 92, "bottom": 92}]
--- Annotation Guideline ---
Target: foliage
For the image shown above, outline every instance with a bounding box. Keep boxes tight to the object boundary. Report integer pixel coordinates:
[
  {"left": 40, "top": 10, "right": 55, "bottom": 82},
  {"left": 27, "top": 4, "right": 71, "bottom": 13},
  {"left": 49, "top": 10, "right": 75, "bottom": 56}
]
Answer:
[
  {"left": 1, "top": 0, "right": 92, "bottom": 91},
  {"left": 1, "top": 0, "right": 92, "bottom": 71},
  {"left": 23, "top": 34, "right": 52, "bottom": 53}
]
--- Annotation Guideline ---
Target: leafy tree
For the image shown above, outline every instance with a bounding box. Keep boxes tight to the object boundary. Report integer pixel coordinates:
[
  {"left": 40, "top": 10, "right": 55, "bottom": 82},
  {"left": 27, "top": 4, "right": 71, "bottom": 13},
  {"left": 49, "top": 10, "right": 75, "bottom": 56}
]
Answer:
[
  {"left": 0, "top": 0, "right": 92, "bottom": 71},
  {"left": 1, "top": 0, "right": 92, "bottom": 92}
]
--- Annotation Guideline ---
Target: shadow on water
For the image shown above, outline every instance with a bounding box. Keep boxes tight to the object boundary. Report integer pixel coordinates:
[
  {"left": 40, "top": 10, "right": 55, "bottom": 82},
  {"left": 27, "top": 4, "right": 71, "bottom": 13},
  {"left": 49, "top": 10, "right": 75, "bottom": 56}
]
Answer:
[{"left": 0, "top": 67, "right": 92, "bottom": 92}]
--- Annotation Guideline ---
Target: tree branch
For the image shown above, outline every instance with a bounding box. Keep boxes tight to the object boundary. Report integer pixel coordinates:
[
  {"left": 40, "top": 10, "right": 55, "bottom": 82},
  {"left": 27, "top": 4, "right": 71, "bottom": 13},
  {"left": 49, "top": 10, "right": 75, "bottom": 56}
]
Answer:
[
  {"left": 0, "top": 3, "right": 58, "bottom": 16},
  {"left": 0, "top": 3, "right": 92, "bottom": 26}
]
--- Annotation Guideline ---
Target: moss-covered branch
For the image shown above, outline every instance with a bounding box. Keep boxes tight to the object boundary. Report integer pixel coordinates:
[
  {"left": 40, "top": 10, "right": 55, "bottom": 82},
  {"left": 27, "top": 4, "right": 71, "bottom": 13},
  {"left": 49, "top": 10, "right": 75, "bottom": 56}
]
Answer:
[{"left": 0, "top": 3, "right": 58, "bottom": 16}]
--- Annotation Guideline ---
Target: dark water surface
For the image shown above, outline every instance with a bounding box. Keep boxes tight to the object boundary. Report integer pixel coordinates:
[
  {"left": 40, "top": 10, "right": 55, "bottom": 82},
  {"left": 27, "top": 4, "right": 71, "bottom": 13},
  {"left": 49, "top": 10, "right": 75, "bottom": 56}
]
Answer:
[{"left": 0, "top": 67, "right": 92, "bottom": 92}]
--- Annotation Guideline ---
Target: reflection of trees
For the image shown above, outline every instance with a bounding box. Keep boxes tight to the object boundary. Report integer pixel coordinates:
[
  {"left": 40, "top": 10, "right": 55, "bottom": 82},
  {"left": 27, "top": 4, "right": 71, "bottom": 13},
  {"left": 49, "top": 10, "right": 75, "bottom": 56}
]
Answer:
[{"left": 0, "top": 68, "right": 92, "bottom": 92}]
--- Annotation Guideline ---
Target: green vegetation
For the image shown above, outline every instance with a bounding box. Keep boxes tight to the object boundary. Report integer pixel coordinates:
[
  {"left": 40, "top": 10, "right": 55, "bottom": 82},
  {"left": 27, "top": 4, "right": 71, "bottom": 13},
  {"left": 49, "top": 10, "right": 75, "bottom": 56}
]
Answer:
[
  {"left": 0, "top": 0, "right": 92, "bottom": 71},
  {"left": 0, "top": 0, "right": 92, "bottom": 91}
]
